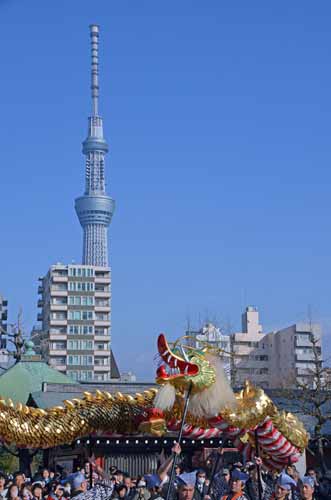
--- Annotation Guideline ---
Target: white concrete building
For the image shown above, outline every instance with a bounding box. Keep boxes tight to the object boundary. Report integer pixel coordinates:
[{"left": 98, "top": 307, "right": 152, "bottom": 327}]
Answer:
[
  {"left": 33, "top": 263, "right": 119, "bottom": 382},
  {"left": 230, "top": 306, "right": 322, "bottom": 389},
  {"left": 265, "top": 322, "right": 321, "bottom": 388},
  {"left": 186, "top": 323, "right": 231, "bottom": 380},
  {"left": 231, "top": 306, "right": 269, "bottom": 387}
]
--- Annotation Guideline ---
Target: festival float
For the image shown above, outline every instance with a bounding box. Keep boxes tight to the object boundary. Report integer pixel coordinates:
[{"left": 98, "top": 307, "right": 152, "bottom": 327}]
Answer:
[{"left": 0, "top": 334, "right": 308, "bottom": 470}]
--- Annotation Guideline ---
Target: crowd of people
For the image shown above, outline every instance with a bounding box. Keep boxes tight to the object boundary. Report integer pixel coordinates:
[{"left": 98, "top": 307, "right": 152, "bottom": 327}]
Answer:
[{"left": 0, "top": 446, "right": 330, "bottom": 500}]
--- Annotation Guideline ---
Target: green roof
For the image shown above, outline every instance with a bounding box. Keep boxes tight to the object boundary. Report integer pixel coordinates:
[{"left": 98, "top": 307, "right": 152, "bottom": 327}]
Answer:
[{"left": 0, "top": 360, "right": 77, "bottom": 404}]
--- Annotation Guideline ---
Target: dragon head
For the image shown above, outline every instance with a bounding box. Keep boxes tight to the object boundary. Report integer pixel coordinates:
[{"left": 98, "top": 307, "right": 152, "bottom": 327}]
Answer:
[
  {"left": 155, "top": 333, "right": 236, "bottom": 417},
  {"left": 156, "top": 333, "right": 216, "bottom": 392}
]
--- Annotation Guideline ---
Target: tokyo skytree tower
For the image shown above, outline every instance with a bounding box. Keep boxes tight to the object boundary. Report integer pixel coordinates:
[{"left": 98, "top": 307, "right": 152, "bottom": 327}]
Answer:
[{"left": 75, "top": 25, "right": 115, "bottom": 267}]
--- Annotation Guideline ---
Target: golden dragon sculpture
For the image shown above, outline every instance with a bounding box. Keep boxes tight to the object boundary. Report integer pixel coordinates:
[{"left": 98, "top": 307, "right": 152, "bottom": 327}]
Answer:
[{"left": 0, "top": 334, "right": 308, "bottom": 469}]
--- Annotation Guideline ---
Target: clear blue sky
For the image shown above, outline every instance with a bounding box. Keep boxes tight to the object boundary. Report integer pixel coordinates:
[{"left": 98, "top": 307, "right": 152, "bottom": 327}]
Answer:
[{"left": 1, "top": 1, "right": 331, "bottom": 378}]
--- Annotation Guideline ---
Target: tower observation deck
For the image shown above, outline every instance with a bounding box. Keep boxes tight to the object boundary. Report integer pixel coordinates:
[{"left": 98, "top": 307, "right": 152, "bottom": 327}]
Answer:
[{"left": 75, "top": 25, "right": 115, "bottom": 267}]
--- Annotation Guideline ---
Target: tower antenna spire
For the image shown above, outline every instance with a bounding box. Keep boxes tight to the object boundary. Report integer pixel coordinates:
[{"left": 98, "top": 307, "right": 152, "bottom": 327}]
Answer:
[{"left": 90, "top": 24, "right": 99, "bottom": 116}]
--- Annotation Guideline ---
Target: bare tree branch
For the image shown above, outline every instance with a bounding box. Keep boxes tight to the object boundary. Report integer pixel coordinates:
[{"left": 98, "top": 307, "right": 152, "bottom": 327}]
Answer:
[
  {"left": 0, "top": 444, "right": 19, "bottom": 457},
  {"left": 283, "top": 330, "right": 331, "bottom": 472}
]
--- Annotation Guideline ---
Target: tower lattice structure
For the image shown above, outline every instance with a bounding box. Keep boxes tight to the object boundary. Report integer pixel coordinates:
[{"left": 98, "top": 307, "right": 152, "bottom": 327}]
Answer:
[{"left": 75, "top": 25, "right": 115, "bottom": 267}]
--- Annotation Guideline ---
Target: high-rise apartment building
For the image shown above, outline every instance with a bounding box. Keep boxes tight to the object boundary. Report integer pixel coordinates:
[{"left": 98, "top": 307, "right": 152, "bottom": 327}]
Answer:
[
  {"left": 33, "top": 264, "right": 114, "bottom": 381},
  {"left": 34, "top": 26, "right": 119, "bottom": 381}
]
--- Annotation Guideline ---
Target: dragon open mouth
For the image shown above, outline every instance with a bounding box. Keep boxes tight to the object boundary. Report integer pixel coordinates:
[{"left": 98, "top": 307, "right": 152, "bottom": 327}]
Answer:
[{"left": 156, "top": 333, "right": 199, "bottom": 381}]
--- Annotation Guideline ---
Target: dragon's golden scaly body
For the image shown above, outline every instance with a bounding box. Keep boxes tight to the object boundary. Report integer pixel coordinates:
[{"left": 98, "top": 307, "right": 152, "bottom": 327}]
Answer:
[{"left": 0, "top": 390, "right": 157, "bottom": 448}]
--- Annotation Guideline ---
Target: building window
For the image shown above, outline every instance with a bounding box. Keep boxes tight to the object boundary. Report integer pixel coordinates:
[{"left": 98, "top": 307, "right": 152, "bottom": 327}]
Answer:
[
  {"left": 68, "top": 267, "right": 95, "bottom": 278},
  {"left": 69, "top": 282, "right": 95, "bottom": 292},
  {"left": 51, "top": 342, "right": 66, "bottom": 350},
  {"left": 68, "top": 325, "right": 94, "bottom": 335},
  {"left": 68, "top": 355, "right": 80, "bottom": 365},
  {"left": 95, "top": 328, "right": 109, "bottom": 335},
  {"left": 67, "top": 354, "right": 93, "bottom": 365},
  {"left": 68, "top": 340, "right": 93, "bottom": 350},
  {"left": 68, "top": 310, "right": 94, "bottom": 321},
  {"left": 95, "top": 299, "right": 109, "bottom": 307},
  {"left": 52, "top": 284, "right": 67, "bottom": 291},
  {"left": 52, "top": 297, "right": 67, "bottom": 305},
  {"left": 82, "top": 311, "right": 94, "bottom": 320},
  {"left": 52, "top": 270, "right": 68, "bottom": 277},
  {"left": 68, "top": 296, "right": 94, "bottom": 306},
  {"left": 95, "top": 357, "right": 109, "bottom": 366},
  {"left": 95, "top": 284, "right": 109, "bottom": 292},
  {"left": 82, "top": 325, "right": 94, "bottom": 335},
  {"left": 95, "top": 313, "right": 108, "bottom": 321},
  {"left": 68, "top": 311, "right": 81, "bottom": 320},
  {"left": 235, "top": 341, "right": 259, "bottom": 348},
  {"left": 95, "top": 342, "right": 108, "bottom": 350},
  {"left": 80, "top": 370, "right": 93, "bottom": 381},
  {"left": 51, "top": 357, "right": 66, "bottom": 366},
  {"left": 67, "top": 370, "right": 93, "bottom": 381},
  {"left": 51, "top": 312, "right": 67, "bottom": 320},
  {"left": 50, "top": 327, "right": 66, "bottom": 334},
  {"left": 82, "top": 355, "right": 93, "bottom": 365}
]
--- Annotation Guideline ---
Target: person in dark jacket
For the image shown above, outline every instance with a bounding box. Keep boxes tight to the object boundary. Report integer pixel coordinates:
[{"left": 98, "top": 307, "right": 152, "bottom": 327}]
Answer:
[{"left": 194, "top": 470, "right": 209, "bottom": 500}]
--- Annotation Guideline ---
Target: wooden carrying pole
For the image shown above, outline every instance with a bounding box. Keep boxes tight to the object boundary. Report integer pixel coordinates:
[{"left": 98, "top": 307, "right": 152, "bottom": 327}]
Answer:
[
  {"left": 165, "top": 382, "right": 193, "bottom": 500},
  {"left": 254, "top": 430, "right": 263, "bottom": 500}
]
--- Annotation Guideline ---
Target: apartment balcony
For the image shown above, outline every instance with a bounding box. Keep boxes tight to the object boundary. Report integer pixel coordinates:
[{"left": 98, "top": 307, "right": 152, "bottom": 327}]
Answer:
[
  {"left": 95, "top": 305, "right": 110, "bottom": 312},
  {"left": 295, "top": 339, "right": 313, "bottom": 348},
  {"left": 50, "top": 304, "right": 67, "bottom": 311},
  {"left": 52, "top": 276, "right": 68, "bottom": 283},
  {"left": 94, "top": 335, "right": 109, "bottom": 343},
  {"left": 50, "top": 288, "right": 67, "bottom": 296},
  {"left": 295, "top": 353, "right": 315, "bottom": 362},
  {"left": 94, "top": 277, "right": 110, "bottom": 285},
  {"left": 94, "top": 348, "right": 110, "bottom": 356},
  {"left": 49, "top": 326, "right": 66, "bottom": 333},
  {"left": 49, "top": 349, "right": 67, "bottom": 356},
  {"left": 38, "top": 286, "right": 44, "bottom": 294},
  {"left": 296, "top": 367, "right": 311, "bottom": 376},
  {"left": 49, "top": 319, "right": 67, "bottom": 326},
  {"left": 37, "top": 313, "right": 43, "bottom": 321},
  {"left": 94, "top": 365, "right": 110, "bottom": 371},
  {"left": 49, "top": 334, "right": 67, "bottom": 341},
  {"left": 95, "top": 290, "right": 109, "bottom": 298},
  {"left": 95, "top": 270, "right": 110, "bottom": 277},
  {"left": 95, "top": 319, "right": 109, "bottom": 326}
]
